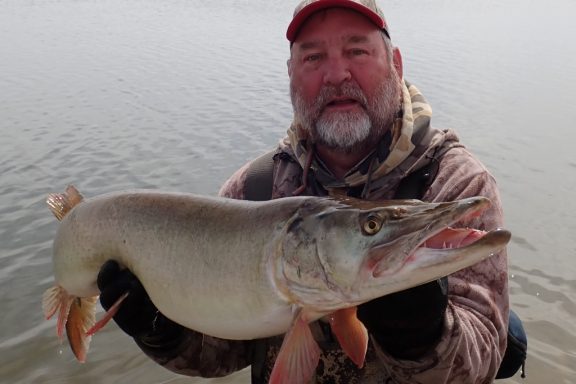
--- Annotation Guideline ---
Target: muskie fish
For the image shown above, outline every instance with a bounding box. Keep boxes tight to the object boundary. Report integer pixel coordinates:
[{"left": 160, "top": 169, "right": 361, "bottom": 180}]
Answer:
[{"left": 42, "top": 186, "right": 510, "bottom": 384}]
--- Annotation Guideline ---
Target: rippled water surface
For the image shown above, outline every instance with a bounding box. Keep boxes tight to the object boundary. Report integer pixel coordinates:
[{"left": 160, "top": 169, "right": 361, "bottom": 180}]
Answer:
[{"left": 1, "top": 0, "right": 575, "bottom": 383}]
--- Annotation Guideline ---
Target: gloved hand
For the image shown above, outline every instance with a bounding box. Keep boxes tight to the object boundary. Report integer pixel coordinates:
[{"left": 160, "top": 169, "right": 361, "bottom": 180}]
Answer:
[
  {"left": 357, "top": 277, "right": 448, "bottom": 359},
  {"left": 97, "top": 260, "right": 185, "bottom": 353}
]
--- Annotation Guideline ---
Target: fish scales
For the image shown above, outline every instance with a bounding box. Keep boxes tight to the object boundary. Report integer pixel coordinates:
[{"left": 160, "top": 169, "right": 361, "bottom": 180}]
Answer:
[{"left": 53, "top": 191, "right": 315, "bottom": 339}]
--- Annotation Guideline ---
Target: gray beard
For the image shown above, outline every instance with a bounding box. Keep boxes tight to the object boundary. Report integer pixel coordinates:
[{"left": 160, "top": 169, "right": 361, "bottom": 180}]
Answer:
[{"left": 291, "top": 68, "right": 403, "bottom": 154}]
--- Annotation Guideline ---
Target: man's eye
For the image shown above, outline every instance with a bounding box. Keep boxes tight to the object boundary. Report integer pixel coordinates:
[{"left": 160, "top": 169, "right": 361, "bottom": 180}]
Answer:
[
  {"left": 350, "top": 49, "right": 368, "bottom": 56},
  {"left": 304, "top": 53, "right": 322, "bottom": 62}
]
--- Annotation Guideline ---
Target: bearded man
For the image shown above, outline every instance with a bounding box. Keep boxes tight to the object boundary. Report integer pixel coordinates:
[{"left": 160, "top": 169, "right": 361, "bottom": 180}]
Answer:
[{"left": 96, "top": 1, "right": 526, "bottom": 382}]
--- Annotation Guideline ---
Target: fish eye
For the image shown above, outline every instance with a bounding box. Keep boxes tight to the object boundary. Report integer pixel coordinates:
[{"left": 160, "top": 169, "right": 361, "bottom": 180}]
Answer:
[{"left": 362, "top": 214, "right": 382, "bottom": 235}]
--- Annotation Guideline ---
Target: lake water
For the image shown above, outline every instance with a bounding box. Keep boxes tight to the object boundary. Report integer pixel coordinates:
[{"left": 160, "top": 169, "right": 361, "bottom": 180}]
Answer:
[{"left": 1, "top": 0, "right": 575, "bottom": 383}]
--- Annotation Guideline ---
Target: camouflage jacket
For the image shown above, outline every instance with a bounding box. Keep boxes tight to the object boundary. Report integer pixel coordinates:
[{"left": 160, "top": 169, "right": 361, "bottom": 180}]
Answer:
[{"left": 140, "top": 83, "right": 509, "bottom": 384}]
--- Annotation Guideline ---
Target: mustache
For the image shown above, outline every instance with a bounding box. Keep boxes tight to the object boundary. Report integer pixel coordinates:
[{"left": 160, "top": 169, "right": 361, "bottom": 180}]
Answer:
[{"left": 314, "top": 82, "right": 369, "bottom": 112}]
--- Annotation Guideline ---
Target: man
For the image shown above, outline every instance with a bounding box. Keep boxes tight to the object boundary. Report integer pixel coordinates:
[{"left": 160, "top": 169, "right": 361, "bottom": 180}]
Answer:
[{"left": 97, "top": 0, "right": 517, "bottom": 382}]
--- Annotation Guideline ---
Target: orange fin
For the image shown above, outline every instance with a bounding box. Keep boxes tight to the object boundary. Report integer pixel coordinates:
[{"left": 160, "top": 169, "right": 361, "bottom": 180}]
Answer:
[
  {"left": 47, "top": 185, "right": 84, "bottom": 221},
  {"left": 269, "top": 310, "right": 321, "bottom": 384},
  {"left": 42, "top": 285, "right": 98, "bottom": 362},
  {"left": 329, "top": 307, "right": 368, "bottom": 368},
  {"left": 86, "top": 291, "right": 129, "bottom": 336},
  {"left": 66, "top": 296, "right": 98, "bottom": 362},
  {"left": 42, "top": 285, "right": 74, "bottom": 339}
]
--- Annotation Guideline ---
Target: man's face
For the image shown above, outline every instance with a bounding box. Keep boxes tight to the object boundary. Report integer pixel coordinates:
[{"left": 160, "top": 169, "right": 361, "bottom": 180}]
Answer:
[{"left": 288, "top": 8, "right": 403, "bottom": 153}]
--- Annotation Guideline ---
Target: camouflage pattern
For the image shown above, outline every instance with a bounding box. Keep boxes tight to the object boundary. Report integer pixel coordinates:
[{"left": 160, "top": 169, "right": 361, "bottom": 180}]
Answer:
[
  {"left": 141, "top": 82, "right": 509, "bottom": 383},
  {"left": 286, "top": 82, "right": 459, "bottom": 198}
]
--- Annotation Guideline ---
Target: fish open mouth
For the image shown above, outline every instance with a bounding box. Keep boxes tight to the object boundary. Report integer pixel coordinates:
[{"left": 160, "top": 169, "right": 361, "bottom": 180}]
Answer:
[
  {"left": 421, "top": 227, "right": 486, "bottom": 249},
  {"left": 370, "top": 226, "right": 510, "bottom": 278}
]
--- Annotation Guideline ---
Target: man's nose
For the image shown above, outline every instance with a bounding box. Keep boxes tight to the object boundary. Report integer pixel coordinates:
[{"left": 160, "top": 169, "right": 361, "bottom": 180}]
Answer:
[{"left": 322, "top": 57, "right": 351, "bottom": 86}]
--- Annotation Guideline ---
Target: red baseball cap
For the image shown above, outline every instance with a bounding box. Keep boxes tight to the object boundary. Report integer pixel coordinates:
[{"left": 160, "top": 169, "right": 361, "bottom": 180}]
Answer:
[{"left": 286, "top": 0, "right": 390, "bottom": 42}]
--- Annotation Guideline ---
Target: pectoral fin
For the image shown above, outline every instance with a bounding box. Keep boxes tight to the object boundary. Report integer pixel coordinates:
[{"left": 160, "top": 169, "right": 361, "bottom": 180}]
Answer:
[
  {"left": 269, "top": 309, "right": 321, "bottom": 384},
  {"left": 329, "top": 307, "right": 368, "bottom": 368}
]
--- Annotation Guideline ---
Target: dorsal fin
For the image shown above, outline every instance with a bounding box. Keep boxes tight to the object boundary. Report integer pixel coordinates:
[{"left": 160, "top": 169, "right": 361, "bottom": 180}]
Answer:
[{"left": 47, "top": 185, "right": 84, "bottom": 221}]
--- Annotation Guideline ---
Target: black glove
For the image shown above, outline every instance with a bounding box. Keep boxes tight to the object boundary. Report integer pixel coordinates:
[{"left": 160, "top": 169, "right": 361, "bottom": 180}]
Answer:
[
  {"left": 357, "top": 277, "right": 448, "bottom": 359},
  {"left": 97, "top": 260, "right": 185, "bottom": 353}
]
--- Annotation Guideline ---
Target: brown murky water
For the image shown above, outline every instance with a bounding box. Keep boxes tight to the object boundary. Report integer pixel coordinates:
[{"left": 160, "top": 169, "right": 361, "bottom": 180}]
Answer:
[{"left": 1, "top": 0, "right": 575, "bottom": 382}]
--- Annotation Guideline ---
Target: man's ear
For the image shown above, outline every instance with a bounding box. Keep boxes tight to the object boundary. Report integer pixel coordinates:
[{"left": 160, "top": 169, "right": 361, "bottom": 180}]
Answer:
[
  {"left": 287, "top": 58, "right": 293, "bottom": 77},
  {"left": 392, "top": 47, "right": 403, "bottom": 79}
]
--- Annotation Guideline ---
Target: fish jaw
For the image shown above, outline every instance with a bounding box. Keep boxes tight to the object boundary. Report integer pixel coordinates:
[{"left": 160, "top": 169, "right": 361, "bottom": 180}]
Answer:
[
  {"left": 359, "top": 228, "right": 510, "bottom": 298},
  {"left": 368, "top": 226, "right": 489, "bottom": 278},
  {"left": 275, "top": 196, "right": 509, "bottom": 311}
]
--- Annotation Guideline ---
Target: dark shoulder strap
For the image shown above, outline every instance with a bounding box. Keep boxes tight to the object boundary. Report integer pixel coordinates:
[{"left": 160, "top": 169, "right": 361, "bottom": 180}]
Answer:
[
  {"left": 244, "top": 150, "right": 276, "bottom": 201},
  {"left": 393, "top": 160, "right": 439, "bottom": 200}
]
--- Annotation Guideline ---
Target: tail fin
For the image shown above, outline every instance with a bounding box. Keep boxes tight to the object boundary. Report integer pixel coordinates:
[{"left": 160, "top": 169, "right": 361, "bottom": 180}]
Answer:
[
  {"left": 44, "top": 186, "right": 98, "bottom": 362},
  {"left": 47, "top": 185, "right": 84, "bottom": 221},
  {"left": 43, "top": 285, "right": 98, "bottom": 362}
]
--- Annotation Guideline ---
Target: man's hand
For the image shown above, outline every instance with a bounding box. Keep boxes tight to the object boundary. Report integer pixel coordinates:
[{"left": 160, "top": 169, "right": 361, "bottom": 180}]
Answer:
[
  {"left": 97, "top": 260, "right": 185, "bottom": 352},
  {"left": 356, "top": 277, "right": 448, "bottom": 359},
  {"left": 97, "top": 260, "right": 160, "bottom": 337}
]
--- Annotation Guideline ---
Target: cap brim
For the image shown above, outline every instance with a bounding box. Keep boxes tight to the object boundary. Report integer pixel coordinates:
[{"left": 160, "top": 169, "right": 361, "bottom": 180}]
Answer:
[{"left": 286, "top": 0, "right": 386, "bottom": 42}]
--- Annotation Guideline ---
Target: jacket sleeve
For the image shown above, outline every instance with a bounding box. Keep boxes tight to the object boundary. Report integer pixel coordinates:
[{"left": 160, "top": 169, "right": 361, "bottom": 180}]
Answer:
[
  {"left": 140, "top": 163, "right": 254, "bottom": 377},
  {"left": 218, "top": 161, "right": 251, "bottom": 199},
  {"left": 138, "top": 329, "right": 254, "bottom": 377},
  {"left": 373, "top": 147, "right": 509, "bottom": 383}
]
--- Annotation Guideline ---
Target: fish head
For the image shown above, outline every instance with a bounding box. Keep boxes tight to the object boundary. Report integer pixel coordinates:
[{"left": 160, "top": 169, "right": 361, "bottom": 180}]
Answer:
[{"left": 276, "top": 196, "right": 511, "bottom": 311}]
